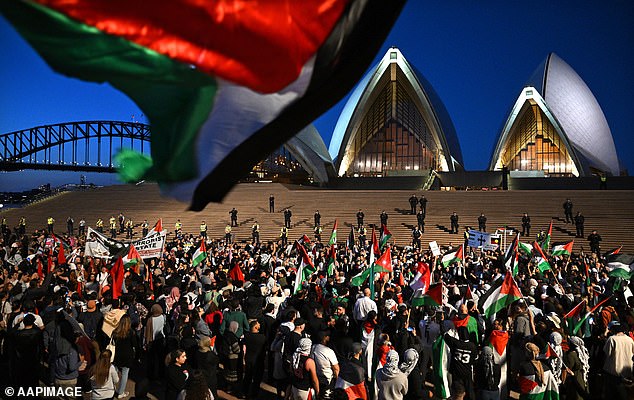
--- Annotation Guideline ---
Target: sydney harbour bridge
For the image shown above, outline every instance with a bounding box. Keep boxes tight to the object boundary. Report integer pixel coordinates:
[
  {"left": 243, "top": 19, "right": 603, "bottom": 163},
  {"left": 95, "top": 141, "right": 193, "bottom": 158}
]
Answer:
[{"left": 0, "top": 121, "right": 151, "bottom": 172}]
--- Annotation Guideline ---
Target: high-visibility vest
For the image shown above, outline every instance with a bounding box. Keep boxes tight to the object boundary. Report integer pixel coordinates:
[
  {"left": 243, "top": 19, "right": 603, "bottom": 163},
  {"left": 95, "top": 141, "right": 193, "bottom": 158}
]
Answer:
[
  {"left": 225, "top": 226, "right": 232, "bottom": 234},
  {"left": 175, "top": 222, "right": 182, "bottom": 230},
  {"left": 200, "top": 224, "right": 207, "bottom": 232},
  {"left": 96, "top": 219, "right": 103, "bottom": 227},
  {"left": 252, "top": 224, "right": 259, "bottom": 233},
  {"left": 47, "top": 217, "right": 54, "bottom": 225}
]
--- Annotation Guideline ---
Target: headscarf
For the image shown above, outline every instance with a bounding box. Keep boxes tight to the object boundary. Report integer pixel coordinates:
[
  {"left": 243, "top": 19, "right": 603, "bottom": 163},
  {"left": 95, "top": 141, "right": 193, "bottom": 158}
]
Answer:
[
  {"left": 399, "top": 348, "right": 419, "bottom": 376},
  {"left": 568, "top": 336, "right": 589, "bottom": 384},
  {"left": 482, "top": 346, "right": 495, "bottom": 389},
  {"left": 379, "top": 350, "right": 402, "bottom": 380},
  {"left": 145, "top": 304, "right": 164, "bottom": 345},
  {"left": 525, "top": 342, "right": 544, "bottom": 385},
  {"left": 549, "top": 332, "right": 563, "bottom": 385},
  {"left": 228, "top": 320, "right": 239, "bottom": 335},
  {"left": 292, "top": 338, "right": 312, "bottom": 372},
  {"left": 165, "top": 287, "right": 180, "bottom": 311}
]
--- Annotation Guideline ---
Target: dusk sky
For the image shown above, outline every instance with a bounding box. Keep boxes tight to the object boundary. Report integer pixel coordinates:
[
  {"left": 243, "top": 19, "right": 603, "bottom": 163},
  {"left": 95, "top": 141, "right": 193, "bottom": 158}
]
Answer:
[{"left": 1, "top": 1, "right": 633, "bottom": 190}]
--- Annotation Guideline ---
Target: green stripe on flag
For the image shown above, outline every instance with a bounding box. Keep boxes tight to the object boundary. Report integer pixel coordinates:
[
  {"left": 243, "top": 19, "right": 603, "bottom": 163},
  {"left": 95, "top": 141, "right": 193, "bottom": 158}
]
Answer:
[{"left": 1, "top": 0, "right": 217, "bottom": 184}]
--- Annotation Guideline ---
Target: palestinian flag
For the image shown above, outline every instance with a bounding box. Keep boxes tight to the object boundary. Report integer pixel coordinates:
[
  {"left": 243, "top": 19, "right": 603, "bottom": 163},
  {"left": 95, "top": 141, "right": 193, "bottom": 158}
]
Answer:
[
  {"left": 432, "top": 334, "right": 451, "bottom": 399},
  {"left": 503, "top": 233, "right": 519, "bottom": 272},
  {"left": 379, "top": 224, "right": 392, "bottom": 250},
  {"left": 37, "top": 257, "right": 44, "bottom": 279},
  {"left": 109, "top": 257, "right": 125, "bottom": 300},
  {"left": 409, "top": 262, "right": 431, "bottom": 293},
  {"left": 374, "top": 246, "right": 393, "bottom": 274},
  {"left": 441, "top": 245, "right": 463, "bottom": 268},
  {"left": 508, "top": 246, "right": 520, "bottom": 276},
  {"left": 479, "top": 273, "right": 522, "bottom": 318},
  {"left": 228, "top": 263, "right": 245, "bottom": 282},
  {"left": 326, "top": 245, "right": 337, "bottom": 276},
  {"left": 192, "top": 240, "right": 207, "bottom": 267},
  {"left": 350, "top": 267, "right": 372, "bottom": 287},
  {"left": 542, "top": 343, "right": 558, "bottom": 360},
  {"left": 487, "top": 330, "right": 509, "bottom": 398},
  {"left": 148, "top": 219, "right": 163, "bottom": 235},
  {"left": 607, "top": 254, "right": 634, "bottom": 280},
  {"left": 533, "top": 241, "right": 551, "bottom": 273},
  {"left": 570, "top": 296, "right": 612, "bottom": 335},
  {"left": 346, "top": 225, "right": 355, "bottom": 251},
  {"left": 540, "top": 220, "right": 553, "bottom": 251},
  {"left": 412, "top": 282, "right": 443, "bottom": 307},
  {"left": 452, "top": 314, "right": 479, "bottom": 344},
  {"left": 518, "top": 369, "right": 560, "bottom": 400},
  {"left": 563, "top": 300, "right": 586, "bottom": 335},
  {"left": 328, "top": 220, "right": 338, "bottom": 246},
  {"left": 57, "top": 239, "right": 67, "bottom": 265},
  {"left": 368, "top": 227, "right": 379, "bottom": 296},
  {"left": 519, "top": 242, "right": 534, "bottom": 255},
  {"left": 2, "top": 1, "right": 404, "bottom": 210},
  {"left": 47, "top": 248, "right": 53, "bottom": 273},
  {"left": 603, "top": 246, "right": 622, "bottom": 259},
  {"left": 551, "top": 241, "right": 573, "bottom": 257},
  {"left": 122, "top": 244, "right": 142, "bottom": 270},
  {"left": 293, "top": 241, "right": 316, "bottom": 294},
  {"left": 334, "top": 362, "right": 367, "bottom": 400}
]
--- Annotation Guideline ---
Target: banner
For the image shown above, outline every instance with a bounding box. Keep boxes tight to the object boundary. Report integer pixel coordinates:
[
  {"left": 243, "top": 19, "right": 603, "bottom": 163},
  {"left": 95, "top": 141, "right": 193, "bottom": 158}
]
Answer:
[
  {"left": 85, "top": 227, "right": 165, "bottom": 259},
  {"left": 468, "top": 230, "right": 491, "bottom": 248},
  {"left": 485, "top": 234, "right": 501, "bottom": 251}
]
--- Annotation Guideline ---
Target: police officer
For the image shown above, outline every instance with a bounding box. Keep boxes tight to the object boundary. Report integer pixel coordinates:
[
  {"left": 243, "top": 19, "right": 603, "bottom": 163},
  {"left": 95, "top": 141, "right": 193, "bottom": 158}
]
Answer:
[
  {"left": 269, "top": 194, "right": 275, "bottom": 213},
  {"left": 574, "top": 212, "right": 585, "bottom": 238},
  {"left": 563, "top": 198, "right": 574, "bottom": 223},
  {"left": 450, "top": 212, "right": 459, "bottom": 234},
  {"left": 358, "top": 225, "right": 367, "bottom": 247},
  {"left": 225, "top": 224, "right": 232, "bottom": 245},
  {"left": 314, "top": 225, "right": 323, "bottom": 242},
  {"left": 96, "top": 218, "right": 104, "bottom": 233},
  {"left": 125, "top": 219, "right": 134, "bottom": 238},
  {"left": 356, "top": 209, "right": 364, "bottom": 229},
  {"left": 118, "top": 212, "right": 125, "bottom": 233},
  {"left": 47, "top": 216, "right": 55, "bottom": 234},
  {"left": 412, "top": 227, "right": 422, "bottom": 248},
  {"left": 380, "top": 210, "right": 388, "bottom": 226},
  {"left": 252, "top": 221, "right": 260, "bottom": 244},
  {"left": 314, "top": 210, "right": 321, "bottom": 228},
  {"left": 66, "top": 216, "right": 74, "bottom": 236},
  {"left": 78, "top": 219, "right": 86, "bottom": 237},
  {"left": 230, "top": 208, "right": 238, "bottom": 227},
  {"left": 419, "top": 195, "right": 428, "bottom": 214},
  {"left": 175, "top": 219, "right": 183, "bottom": 236},
  {"left": 521, "top": 213, "right": 531, "bottom": 237},
  {"left": 280, "top": 226, "right": 288, "bottom": 246},
  {"left": 109, "top": 216, "right": 117, "bottom": 238},
  {"left": 141, "top": 220, "right": 149, "bottom": 237},
  {"left": 284, "top": 208, "right": 292, "bottom": 228},
  {"left": 409, "top": 194, "right": 418, "bottom": 214},
  {"left": 587, "top": 230, "right": 602, "bottom": 254},
  {"left": 417, "top": 210, "right": 426, "bottom": 232},
  {"left": 200, "top": 221, "right": 208, "bottom": 238},
  {"left": 18, "top": 216, "right": 26, "bottom": 236},
  {"left": 477, "top": 213, "right": 487, "bottom": 232}
]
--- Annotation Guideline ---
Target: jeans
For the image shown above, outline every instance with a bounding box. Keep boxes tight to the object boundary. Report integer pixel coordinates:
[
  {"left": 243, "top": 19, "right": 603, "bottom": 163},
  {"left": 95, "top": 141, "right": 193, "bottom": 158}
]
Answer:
[{"left": 117, "top": 366, "right": 130, "bottom": 395}]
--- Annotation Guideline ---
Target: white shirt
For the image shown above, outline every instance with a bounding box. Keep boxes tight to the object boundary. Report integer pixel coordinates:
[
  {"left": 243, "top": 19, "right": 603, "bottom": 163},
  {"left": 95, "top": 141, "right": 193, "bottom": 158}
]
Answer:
[
  {"left": 603, "top": 333, "right": 634, "bottom": 378},
  {"left": 12, "top": 312, "right": 44, "bottom": 330},
  {"left": 353, "top": 296, "right": 377, "bottom": 322},
  {"left": 312, "top": 343, "right": 339, "bottom": 382}
]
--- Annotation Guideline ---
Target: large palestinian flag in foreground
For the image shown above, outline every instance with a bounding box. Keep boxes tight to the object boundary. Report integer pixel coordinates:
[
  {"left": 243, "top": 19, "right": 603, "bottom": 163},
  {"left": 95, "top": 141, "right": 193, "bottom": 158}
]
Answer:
[
  {"left": 2, "top": 0, "right": 405, "bottom": 210},
  {"left": 518, "top": 369, "right": 560, "bottom": 400},
  {"left": 479, "top": 272, "right": 522, "bottom": 318},
  {"left": 412, "top": 282, "right": 443, "bottom": 307},
  {"left": 432, "top": 333, "right": 452, "bottom": 399},
  {"left": 487, "top": 330, "right": 509, "bottom": 399}
]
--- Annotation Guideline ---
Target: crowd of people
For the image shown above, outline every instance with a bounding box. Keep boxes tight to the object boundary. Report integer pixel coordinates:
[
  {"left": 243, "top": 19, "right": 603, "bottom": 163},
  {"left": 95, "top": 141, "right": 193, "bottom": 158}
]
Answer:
[{"left": 0, "top": 196, "right": 632, "bottom": 400}]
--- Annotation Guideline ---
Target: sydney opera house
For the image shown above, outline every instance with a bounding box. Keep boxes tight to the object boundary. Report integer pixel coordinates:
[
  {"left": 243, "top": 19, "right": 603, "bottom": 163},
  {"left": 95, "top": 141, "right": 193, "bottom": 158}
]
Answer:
[{"left": 250, "top": 49, "right": 623, "bottom": 187}]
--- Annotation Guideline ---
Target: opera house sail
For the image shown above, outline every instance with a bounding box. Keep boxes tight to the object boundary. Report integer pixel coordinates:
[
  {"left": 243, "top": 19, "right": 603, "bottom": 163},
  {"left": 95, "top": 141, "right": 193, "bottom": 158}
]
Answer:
[
  {"left": 490, "top": 53, "right": 620, "bottom": 177},
  {"left": 328, "top": 48, "right": 463, "bottom": 177}
]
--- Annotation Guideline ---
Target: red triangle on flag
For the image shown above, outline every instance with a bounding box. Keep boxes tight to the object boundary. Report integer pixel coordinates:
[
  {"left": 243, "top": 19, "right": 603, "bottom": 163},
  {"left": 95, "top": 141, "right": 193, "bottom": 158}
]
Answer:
[
  {"left": 427, "top": 282, "right": 443, "bottom": 305},
  {"left": 564, "top": 300, "right": 586, "bottom": 319},
  {"left": 57, "top": 241, "right": 67, "bottom": 265},
  {"left": 228, "top": 263, "right": 245, "bottom": 282},
  {"left": 374, "top": 246, "right": 393, "bottom": 272},
  {"left": 488, "top": 330, "right": 509, "bottom": 356},
  {"left": 154, "top": 219, "right": 163, "bottom": 232}
]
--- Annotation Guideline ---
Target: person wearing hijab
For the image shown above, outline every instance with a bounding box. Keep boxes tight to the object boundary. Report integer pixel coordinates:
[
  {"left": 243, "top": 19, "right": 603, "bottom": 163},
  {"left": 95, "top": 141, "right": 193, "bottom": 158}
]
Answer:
[
  {"left": 519, "top": 342, "right": 559, "bottom": 400},
  {"left": 401, "top": 349, "right": 424, "bottom": 400},
  {"left": 291, "top": 337, "right": 320, "bottom": 400},
  {"left": 165, "top": 287, "right": 180, "bottom": 314},
  {"left": 220, "top": 320, "right": 242, "bottom": 396},
  {"left": 375, "top": 350, "right": 408, "bottom": 400},
  {"left": 548, "top": 332, "right": 564, "bottom": 385},
  {"left": 145, "top": 303, "right": 166, "bottom": 381},
  {"left": 564, "top": 336, "right": 590, "bottom": 400},
  {"left": 476, "top": 346, "right": 501, "bottom": 400}
]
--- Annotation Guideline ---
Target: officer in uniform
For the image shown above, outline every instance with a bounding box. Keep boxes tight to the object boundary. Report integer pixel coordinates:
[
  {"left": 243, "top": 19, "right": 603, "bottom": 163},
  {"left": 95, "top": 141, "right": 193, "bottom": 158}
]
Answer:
[
  {"left": 417, "top": 210, "right": 426, "bottom": 232},
  {"left": 563, "top": 198, "right": 574, "bottom": 223},
  {"left": 96, "top": 218, "right": 104, "bottom": 233},
  {"left": 409, "top": 194, "right": 418, "bottom": 214},
  {"left": 536, "top": 229, "right": 546, "bottom": 244},
  {"left": 358, "top": 225, "right": 367, "bottom": 247},
  {"left": 269, "top": 194, "right": 275, "bottom": 213},
  {"left": 280, "top": 226, "right": 288, "bottom": 246},
  {"left": 175, "top": 219, "right": 183, "bottom": 236},
  {"left": 380, "top": 210, "right": 388, "bottom": 227},
  {"left": 109, "top": 216, "right": 117, "bottom": 238},
  {"left": 78, "top": 219, "right": 86, "bottom": 237},
  {"left": 314, "top": 210, "right": 321, "bottom": 228},
  {"left": 574, "top": 212, "right": 585, "bottom": 238},
  {"left": 126, "top": 219, "right": 134, "bottom": 238},
  {"left": 18, "top": 216, "right": 26, "bottom": 236},
  {"left": 450, "top": 212, "right": 459, "bottom": 234},
  {"left": 225, "top": 224, "right": 232, "bottom": 245},
  {"left": 314, "top": 225, "right": 323, "bottom": 242},
  {"left": 47, "top": 216, "right": 55, "bottom": 234},
  {"left": 118, "top": 212, "right": 125, "bottom": 233},
  {"left": 230, "top": 208, "right": 238, "bottom": 227},
  {"left": 419, "top": 195, "right": 428, "bottom": 214},
  {"left": 521, "top": 213, "right": 531, "bottom": 237},
  {"left": 477, "top": 213, "right": 487, "bottom": 232},
  {"left": 412, "top": 227, "right": 422, "bottom": 249},
  {"left": 141, "top": 220, "right": 149, "bottom": 237},
  {"left": 252, "top": 221, "right": 260, "bottom": 244},
  {"left": 284, "top": 209, "right": 292, "bottom": 228},
  {"left": 356, "top": 209, "right": 364, "bottom": 229},
  {"left": 200, "top": 221, "right": 208, "bottom": 238},
  {"left": 67, "top": 216, "right": 74, "bottom": 236},
  {"left": 587, "top": 230, "right": 602, "bottom": 254}
]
